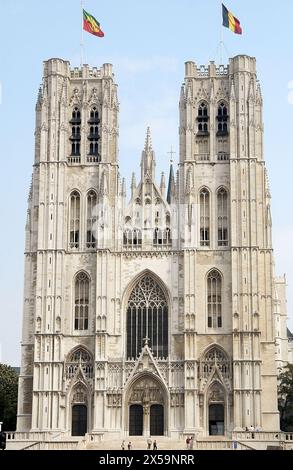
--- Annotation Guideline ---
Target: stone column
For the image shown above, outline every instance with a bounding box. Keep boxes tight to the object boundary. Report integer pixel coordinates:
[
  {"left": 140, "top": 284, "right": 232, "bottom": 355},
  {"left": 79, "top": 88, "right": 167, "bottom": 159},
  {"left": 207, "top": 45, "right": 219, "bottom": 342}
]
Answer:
[{"left": 143, "top": 405, "right": 150, "bottom": 437}]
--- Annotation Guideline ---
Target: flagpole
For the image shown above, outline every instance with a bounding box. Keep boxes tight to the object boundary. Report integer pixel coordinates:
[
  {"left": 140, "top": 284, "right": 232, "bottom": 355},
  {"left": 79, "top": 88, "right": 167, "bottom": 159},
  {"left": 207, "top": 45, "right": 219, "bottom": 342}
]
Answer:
[
  {"left": 220, "top": 26, "right": 224, "bottom": 64},
  {"left": 80, "top": 0, "right": 84, "bottom": 66}
]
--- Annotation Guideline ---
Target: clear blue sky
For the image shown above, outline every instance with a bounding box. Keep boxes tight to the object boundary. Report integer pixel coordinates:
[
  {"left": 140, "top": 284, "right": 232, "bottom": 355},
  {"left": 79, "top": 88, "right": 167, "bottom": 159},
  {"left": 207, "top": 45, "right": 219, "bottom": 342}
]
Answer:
[{"left": 0, "top": 0, "right": 292, "bottom": 365}]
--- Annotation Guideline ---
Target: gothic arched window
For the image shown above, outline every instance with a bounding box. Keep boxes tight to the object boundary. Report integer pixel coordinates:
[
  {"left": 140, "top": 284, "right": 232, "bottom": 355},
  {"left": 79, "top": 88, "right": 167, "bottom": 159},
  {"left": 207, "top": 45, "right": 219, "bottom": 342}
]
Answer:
[
  {"left": 217, "top": 102, "right": 228, "bottom": 135},
  {"left": 197, "top": 102, "right": 209, "bottom": 134},
  {"left": 70, "top": 107, "right": 81, "bottom": 156},
  {"left": 200, "top": 188, "right": 210, "bottom": 246},
  {"left": 126, "top": 275, "right": 168, "bottom": 359},
  {"left": 66, "top": 348, "right": 93, "bottom": 379},
  {"left": 217, "top": 188, "right": 228, "bottom": 247},
  {"left": 88, "top": 106, "right": 100, "bottom": 160},
  {"left": 74, "top": 272, "right": 90, "bottom": 330},
  {"left": 200, "top": 347, "right": 230, "bottom": 379},
  {"left": 69, "top": 191, "right": 80, "bottom": 249},
  {"left": 86, "top": 190, "right": 97, "bottom": 249},
  {"left": 207, "top": 270, "right": 222, "bottom": 328}
]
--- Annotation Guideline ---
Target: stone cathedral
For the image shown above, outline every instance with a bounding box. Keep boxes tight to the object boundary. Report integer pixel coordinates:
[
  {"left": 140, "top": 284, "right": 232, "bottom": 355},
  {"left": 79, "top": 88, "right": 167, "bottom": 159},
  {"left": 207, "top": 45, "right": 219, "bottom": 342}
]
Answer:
[{"left": 17, "top": 55, "right": 288, "bottom": 441}]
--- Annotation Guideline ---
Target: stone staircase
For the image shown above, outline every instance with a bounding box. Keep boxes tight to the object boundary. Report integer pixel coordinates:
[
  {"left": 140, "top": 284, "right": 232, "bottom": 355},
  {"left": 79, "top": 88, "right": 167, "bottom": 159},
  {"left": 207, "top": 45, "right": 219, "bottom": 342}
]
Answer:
[{"left": 85, "top": 435, "right": 246, "bottom": 451}]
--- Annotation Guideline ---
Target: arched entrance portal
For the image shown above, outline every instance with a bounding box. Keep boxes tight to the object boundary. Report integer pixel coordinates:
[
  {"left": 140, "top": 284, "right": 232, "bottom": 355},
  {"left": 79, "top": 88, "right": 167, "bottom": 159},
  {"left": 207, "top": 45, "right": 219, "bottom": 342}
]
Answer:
[
  {"left": 71, "top": 383, "right": 89, "bottom": 436},
  {"left": 129, "top": 405, "right": 143, "bottom": 436},
  {"left": 127, "top": 375, "right": 167, "bottom": 436},
  {"left": 72, "top": 404, "right": 87, "bottom": 436},
  {"left": 207, "top": 382, "right": 225, "bottom": 436},
  {"left": 209, "top": 404, "right": 224, "bottom": 436}
]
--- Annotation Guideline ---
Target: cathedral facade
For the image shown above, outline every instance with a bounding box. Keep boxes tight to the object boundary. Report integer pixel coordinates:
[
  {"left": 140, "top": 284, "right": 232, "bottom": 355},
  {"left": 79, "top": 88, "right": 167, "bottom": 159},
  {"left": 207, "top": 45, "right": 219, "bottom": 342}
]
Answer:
[{"left": 17, "top": 55, "right": 285, "bottom": 439}]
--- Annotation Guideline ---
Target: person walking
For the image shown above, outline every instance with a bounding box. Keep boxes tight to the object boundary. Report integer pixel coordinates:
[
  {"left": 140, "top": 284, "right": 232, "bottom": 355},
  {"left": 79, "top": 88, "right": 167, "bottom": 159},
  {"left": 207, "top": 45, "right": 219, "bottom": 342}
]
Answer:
[
  {"left": 147, "top": 438, "right": 152, "bottom": 450},
  {"left": 153, "top": 439, "right": 157, "bottom": 450},
  {"left": 121, "top": 440, "right": 125, "bottom": 450},
  {"left": 186, "top": 436, "right": 190, "bottom": 449},
  {"left": 189, "top": 436, "right": 193, "bottom": 450},
  {"left": 128, "top": 441, "right": 132, "bottom": 450}
]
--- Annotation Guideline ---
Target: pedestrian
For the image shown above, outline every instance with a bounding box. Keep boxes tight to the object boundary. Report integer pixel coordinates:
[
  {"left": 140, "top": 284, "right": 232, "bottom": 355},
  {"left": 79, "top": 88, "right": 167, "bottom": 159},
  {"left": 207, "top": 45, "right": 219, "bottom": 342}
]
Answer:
[
  {"left": 121, "top": 440, "right": 125, "bottom": 450},
  {"left": 153, "top": 439, "right": 157, "bottom": 450},
  {"left": 128, "top": 441, "right": 132, "bottom": 450},
  {"left": 189, "top": 436, "right": 193, "bottom": 450},
  {"left": 147, "top": 438, "right": 152, "bottom": 450},
  {"left": 186, "top": 436, "right": 190, "bottom": 449},
  {"left": 0, "top": 432, "right": 6, "bottom": 451}
]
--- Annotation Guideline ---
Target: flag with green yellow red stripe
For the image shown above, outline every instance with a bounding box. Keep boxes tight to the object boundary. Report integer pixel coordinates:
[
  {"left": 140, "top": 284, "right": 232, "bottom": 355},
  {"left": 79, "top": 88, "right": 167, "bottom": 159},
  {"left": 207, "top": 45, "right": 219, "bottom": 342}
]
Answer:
[{"left": 83, "top": 9, "right": 104, "bottom": 37}]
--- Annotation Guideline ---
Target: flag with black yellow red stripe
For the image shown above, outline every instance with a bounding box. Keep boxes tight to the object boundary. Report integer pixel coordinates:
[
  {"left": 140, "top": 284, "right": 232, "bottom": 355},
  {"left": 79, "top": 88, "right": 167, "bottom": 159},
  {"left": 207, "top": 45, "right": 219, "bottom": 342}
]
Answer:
[{"left": 222, "top": 4, "right": 242, "bottom": 34}]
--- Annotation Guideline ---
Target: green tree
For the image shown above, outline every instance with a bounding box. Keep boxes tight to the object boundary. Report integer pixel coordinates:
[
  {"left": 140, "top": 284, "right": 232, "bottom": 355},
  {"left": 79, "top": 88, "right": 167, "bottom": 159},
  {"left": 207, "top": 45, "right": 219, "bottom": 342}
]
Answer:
[
  {"left": 0, "top": 364, "right": 18, "bottom": 431},
  {"left": 278, "top": 364, "right": 293, "bottom": 431}
]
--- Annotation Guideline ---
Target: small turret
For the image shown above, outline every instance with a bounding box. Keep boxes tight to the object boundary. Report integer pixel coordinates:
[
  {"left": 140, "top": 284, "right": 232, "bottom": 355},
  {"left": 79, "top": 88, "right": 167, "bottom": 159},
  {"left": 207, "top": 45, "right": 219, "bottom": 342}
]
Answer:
[
  {"left": 131, "top": 172, "right": 137, "bottom": 198},
  {"left": 141, "top": 127, "right": 156, "bottom": 180},
  {"left": 167, "top": 163, "right": 176, "bottom": 204},
  {"left": 160, "top": 172, "right": 166, "bottom": 197}
]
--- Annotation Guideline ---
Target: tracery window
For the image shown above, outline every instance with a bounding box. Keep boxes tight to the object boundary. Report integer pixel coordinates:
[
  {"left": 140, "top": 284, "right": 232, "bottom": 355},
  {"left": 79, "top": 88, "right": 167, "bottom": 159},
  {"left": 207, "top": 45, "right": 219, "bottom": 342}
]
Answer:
[
  {"left": 86, "top": 190, "right": 97, "bottom": 249},
  {"left": 207, "top": 270, "right": 222, "bottom": 328},
  {"left": 217, "top": 188, "right": 228, "bottom": 247},
  {"left": 200, "top": 347, "right": 230, "bottom": 379},
  {"left": 69, "top": 191, "right": 80, "bottom": 249},
  {"left": 153, "top": 228, "right": 172, "bottom": 247},
  {"left": 88, "top": 106, "right": 100, "bottom": 159},
  {"left": 126, "top": 275, "right": 168, "bottom": 359},
  {"left": 70, "top": 107, "right": 81, "bottom": 156},
  {"left": 216, "top": 102, "right": 228, "bottom": 136},
  {"left": 200, "top": 188, "right": 210, "bottom": 247},
  {"left": 74, "top": 272, "right": 90, "bottom": 330},
  {"left": 123, "top": 228, "right": 142, "bottom": 248},
  {"left": 197, "top": 102, "right": 209, "bottom": 134},
  {"left": 66, "top": 348, "right": 93, "bottom": 379}
]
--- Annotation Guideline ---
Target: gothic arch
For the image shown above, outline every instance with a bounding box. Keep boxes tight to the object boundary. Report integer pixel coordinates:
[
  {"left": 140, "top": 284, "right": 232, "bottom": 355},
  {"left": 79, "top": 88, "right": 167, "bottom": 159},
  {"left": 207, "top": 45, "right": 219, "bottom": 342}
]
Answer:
[
  {"left": 123, "top": 269, "right": 171, "bottom": 311},
  {"left": 205, "top": 267, "right": 223, "bottom": 283},
  {"left": 123, "top": 371, "right": 169, "bottom": 436},
  {"left": 65, "top": 345, "right": 93, "bottom": 364},
  {"left": 200, "top": 343, "right": 229, "bottom": 362},
  {"left": 198, "top": 185, "right": 211, "bottom": 195},
  {"left": 73, "top": 269, "right": 92, "bottom": 284},
  {"left": 198, "top": 346, "right": 232, "bottom": 436},
  {"left": 216, "top": 185, "right": 229, "bottom": 194},
  {"left": 68, "top": 379, "right": 92, "bottom": 436},
  {"left": 123, "top": 271, "right": 170, "bottom": 359}
]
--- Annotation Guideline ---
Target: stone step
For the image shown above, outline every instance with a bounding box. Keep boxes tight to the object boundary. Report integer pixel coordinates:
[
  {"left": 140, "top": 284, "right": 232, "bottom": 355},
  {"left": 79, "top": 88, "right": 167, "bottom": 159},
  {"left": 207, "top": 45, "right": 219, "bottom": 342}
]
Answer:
[{"left": 87, "top": 436, "right": 194, "bottom": 450}]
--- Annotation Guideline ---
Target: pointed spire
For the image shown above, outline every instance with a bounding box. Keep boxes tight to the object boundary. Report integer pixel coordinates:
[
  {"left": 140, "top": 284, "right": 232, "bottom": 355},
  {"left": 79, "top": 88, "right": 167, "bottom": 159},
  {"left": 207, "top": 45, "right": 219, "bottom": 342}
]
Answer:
[
  {"left": 256, "top": 81, "right": 263, "bottom": 105},
  {"left": 144, "top": 126, "right": 152, "bottom": 151},
  {"left": 265, "top": 168, "right": 271, "bottom": 199},
  {"left": 180, "top": 84, "right": 186, "bottom": 108},
  {"left": 167, "top": 163, "right": 176, "bottom": 204},
  {"left": 36, "top": 86, "right": 43, "bottom": 110},
  {"left": 141, "top": 127, "right": 156, "bottom": 180},
  {"left": 160, "top": 172, "right": 166, "bottom": 197},
  {"left": 131, "top": 172, "right": 136, "bottom": 198},
  {"left": 248, "top": 78, "right": 255, "bottom": 102},
  {"left": 122, "top": 178, "right": 126, "bottom": 198},
  {"left": 186, "top": 81, "right": 192, "bottom": 104}
]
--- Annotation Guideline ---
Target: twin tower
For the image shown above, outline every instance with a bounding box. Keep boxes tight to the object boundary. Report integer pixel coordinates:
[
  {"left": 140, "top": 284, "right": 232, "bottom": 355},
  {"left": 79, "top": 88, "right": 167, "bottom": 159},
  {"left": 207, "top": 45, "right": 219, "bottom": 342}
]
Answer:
[{"left": 17, "top": 55, "right": 284, "bottom": 439}]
